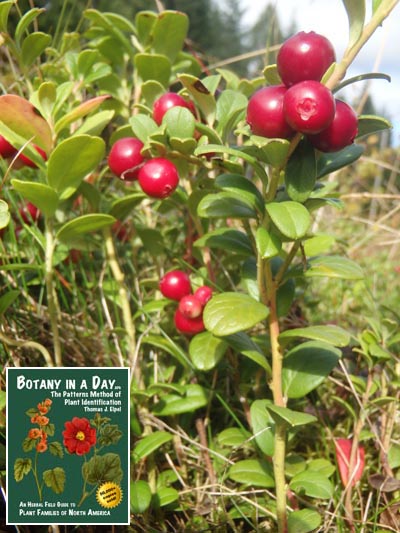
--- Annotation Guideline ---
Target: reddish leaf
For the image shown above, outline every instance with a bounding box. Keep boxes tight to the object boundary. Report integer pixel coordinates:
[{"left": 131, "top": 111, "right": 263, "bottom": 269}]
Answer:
[{"left": 335, "top": 438, "right": 365, "bottom": 487}]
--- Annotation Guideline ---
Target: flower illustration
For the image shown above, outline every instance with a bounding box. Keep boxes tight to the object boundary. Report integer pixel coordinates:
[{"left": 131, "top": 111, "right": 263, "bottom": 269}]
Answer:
[
  {"left": 36, "top": 440, "right": 48, "bottom": 453},
  {"left": 63, "top": 417, "right": 96, "bottom": 456}
]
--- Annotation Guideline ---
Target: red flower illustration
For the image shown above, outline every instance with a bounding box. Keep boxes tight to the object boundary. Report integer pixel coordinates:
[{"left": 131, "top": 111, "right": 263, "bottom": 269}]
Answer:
[{"left": 63, "top": 417, "right": 96, "bottom": 456}]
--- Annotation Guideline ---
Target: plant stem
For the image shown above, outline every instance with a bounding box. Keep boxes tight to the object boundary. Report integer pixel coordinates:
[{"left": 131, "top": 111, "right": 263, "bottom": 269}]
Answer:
[{"left": 44, "top": 218, "right": 62, "bottom": 367}]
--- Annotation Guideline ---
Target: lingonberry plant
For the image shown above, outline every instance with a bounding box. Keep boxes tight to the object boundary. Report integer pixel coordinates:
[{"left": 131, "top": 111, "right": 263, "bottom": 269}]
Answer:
[{"left": 0, "top": 1, "right": 399, "bottom": 532}]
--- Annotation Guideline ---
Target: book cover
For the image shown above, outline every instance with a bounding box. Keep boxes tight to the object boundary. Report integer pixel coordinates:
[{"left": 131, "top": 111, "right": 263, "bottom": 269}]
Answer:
[{"left": 6, "top": 367, "right": 130, "bottom": 525}]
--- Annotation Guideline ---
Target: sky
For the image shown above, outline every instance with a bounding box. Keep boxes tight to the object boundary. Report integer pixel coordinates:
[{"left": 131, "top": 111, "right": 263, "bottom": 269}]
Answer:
[{"left": 240, "top": 0, "right": 400, "bottom": 145}]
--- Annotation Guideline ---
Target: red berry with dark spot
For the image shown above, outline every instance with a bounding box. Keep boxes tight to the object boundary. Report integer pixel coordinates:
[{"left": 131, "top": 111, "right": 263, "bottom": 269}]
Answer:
[
  {"left": 138, "top": 158, "right": 179, "bottom": 199},
  {"left": 108, "top": 137, "right": 145, "bottom": 181},
  {"left": 246, "top": 85, "right": 294, "bottom": 139},
  {"left": 194, "top": 285, "right": 213, "bottom": 307},
  {"left": 178, "top": 294, "right": 203, "bottom": 319},
  {"left": 0, "top": 135, "right": 16, "bottom": 158},
  {"left": 174, "top": 308, "right": 205, "bottom": 335},
  {"left": 283, "top": 80, "right": 335, "bottom": 134},
  {"left": 277, "top": 31, "right": 336, "bottom": 87},
  {"left": 153, "top": 92, "right": 195, "bottom": 125},
  {"left": 18, "top": 144, "right": 47, "bottom": 168},
  {"left": 308, "top": 99, "right": 358, "bottom": 152},
  {"left": 159, "top": 270, "right": 192, "bottom": 301}
]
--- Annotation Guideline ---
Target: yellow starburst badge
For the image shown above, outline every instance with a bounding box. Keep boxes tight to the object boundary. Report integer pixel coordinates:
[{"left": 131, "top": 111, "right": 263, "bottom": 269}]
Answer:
[{"left": 96, "top": 482, "right": 123, "bottom": 509}]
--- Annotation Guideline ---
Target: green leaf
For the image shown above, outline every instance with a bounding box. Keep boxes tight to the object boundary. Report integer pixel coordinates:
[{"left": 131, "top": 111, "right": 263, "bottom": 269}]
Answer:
[
  {"left": 83, "top": 453, "right": 122, "bottom": 485},
  {"left": 130, "top": 480, "right": 152, "bottom": 513},
  {"left": 142, "top": 334, "right": 192, "bottom": 369},
  {"left": 224, "top": 332, "right": 271, "bottom": 373},
  {"left": 305, "top": 255, "right": 364, "bottom": 279},
  {"left": 203, "top": 292, "right": 269, "bottom": 336},
  {"left": 215, "top": 89, "right": 248, "bottom": 139},
  {"left": 21, "top": 32, "right": 52, "bottom": 67},
  {"left": 266, "top": 201, "right": 311, "bottom": 239},
  {"left": 248, "top": 136, "right": 291, "bottom": 168},
  {"left": 136, "top": 227, "right": 165, "bottom": 255},
  {"left": 109, "top": 193, "right": 146, "bottom": 219},
  {"left": 0, "top": 290, "right": 19, "bottom": 315},
  {"left": 282, "top": 341, "right": 342, "bottom": 399},
  {"left": 250, "top": 400, "right": 275, "bottom": 456},
  {"left": 263, "top": 64, "right": 281, "bottom": 85},
  {"left": 47, "top": 135, "right": 105, "bottom": 198},
  {"left": 228, "top": 459, "right": 275, "bottom": 488},
  {"left": 15, "top": 7, "right": 45, "bottom": 48},
  {"left": 42, "top": 467, "right": 66, "bottom": 494},
  {"left": 198, "top": 192, "right": 257, "bottom": 219},
  {"left": 133, "top": 431, "right": 173, "bottom": 462},
  {"left": 279, "top": 325, "right": 351, "bottom": 347},
  {"left": 285, "top": 138, "right": 316, "bottom": 202},
  {"left": 0, "top": 1, "right": 14, "bottom": 33},
  {"left": 75, "top": 110, "right": 115, "bottom": 136},
  {"left": 152, "top": 10, "right": 188, "bottom": 62},
  {"left": 356, "top": 115, "right": 392, "bottom": 138},
  {"left": 217, "top": 428, "right": 252, "bottom": 448},
  {"left": 266, "top": 405, "right": 317, "bottom": 427},
  {"left": 288, "top": 509, "right": 322, "bottom": 533},
  {"left": 290, "top": 470, "right": 333, "bottom": 499},
  {"left": 97, "top": 424, "right": 123, "bottom": 447},
  {"left": 56, "top": 214, "right": 116, "bottom": 244},
  {"left": 342, "top": 0, "right": 365, "bottom": 50},
  {"left": 215, "top": 173, "right": 265, "bottom": 214},
  {"left": 317, "top": 144, "right": 364, "bottom": 178},
  {"left": 48, "top": 441, "right": 64, "bottom": 458},
  {"left": 54, "top": 95, "right": 110, "bottom": 134},
  {"left": 135, "top": 53, "right": 171, "bottom": 87},
  {"left": 163, "top": 106, "right": 195, "bottom": 139},
  {"left": 152, "top": 384, "right": 208, "bottom": 416},
  {"left": 129, "top": 114, "right": 159, "bottom": 143},
  {"left": 154, "top": 487, "right": 179, "bottom": 508},
  {"left": 0, "top": 199, "right": 10, "bottom": 230},
  {"left": 178, "top": 74, "right": 217, "bottom": 125},
  {"left": 255, "top": 227, "right": 282, "bottom": 259},
  {"left": 308, "top": 458, "right": 336, "bottom": 478},
  {"left": 11, "top": 179, "right": 59, "bottom": 217},
  {"left": 303, "top": 233, "right": 335, "bottom": 256},
  {"left": 194, "top": 228, "right": 253, "bottom": 256},
  {"left": 14, "top": 458, "right": 32, "bottom": 482},
  {"left": 189, "top": 331, "right": 228, "bottom": 370},
  {"left": 35, "top": 82, "right": 57, "bottom": 122}
]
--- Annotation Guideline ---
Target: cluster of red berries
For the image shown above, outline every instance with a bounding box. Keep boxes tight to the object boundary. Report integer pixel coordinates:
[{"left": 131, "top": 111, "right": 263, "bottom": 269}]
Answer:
[
  {"left": 0, "top": 135, "right": 47, "bottom": 167},
  {"left": 108, "top": 92, "right": 196, "bottom": 199},
  {"left": 159, "top": 269, "right": 213, "bottom": 335},
  {"left": 246, "top": 31, "right": 358, "bottom": 153}
]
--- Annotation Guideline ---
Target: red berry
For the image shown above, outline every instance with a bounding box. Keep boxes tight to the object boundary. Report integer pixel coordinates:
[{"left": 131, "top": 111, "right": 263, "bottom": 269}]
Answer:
[
  {"left": 19, "top": 202, "right": 40, "bottom": 224},
  {"left": 153, "top": 92, "right": 195, "bottom": 125},
  {"left": 277, "top": 31, "right": 336, "bottom": 87},
  {"left": 178, "top": 294, "right": 203, "bottom": 319},
  {"left": 174, "top": 308, "right": 205, "bottom": 336},
  {"left": 138, "top": 158, "right": 179, "bottom": 199},
  {"left": 194, "top": 285, "right": 213, "bottom": 307},
  {"left": 159, "top": 270, "right": 192, "bottom": 301},
  {"left": 0, "top": 135, "right": 16, "bottom": 158},
  {"left": 18, "top": 144, "right": 47, "bottom": 168},
  {"left": 308, "top": 99, "right": 358, "bottom": 152},
  {"left": 108, "top": 137, "right": 145, "bottom": 181},
  {"left": 283, "top": 80, "right": 335, "bottom": 134},
  {"left": 246, "top": 85, "right": 294, "bottom": 139}
]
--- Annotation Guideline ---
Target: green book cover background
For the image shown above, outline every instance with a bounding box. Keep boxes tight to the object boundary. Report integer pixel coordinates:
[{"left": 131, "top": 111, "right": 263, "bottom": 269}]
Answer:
[{"left": 6, "top": 367, "right": 130, "bottom": 525}]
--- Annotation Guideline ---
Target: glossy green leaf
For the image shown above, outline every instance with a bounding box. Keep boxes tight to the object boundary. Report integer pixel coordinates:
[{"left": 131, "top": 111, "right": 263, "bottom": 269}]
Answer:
[
  {"left": 11, "top": 179, "right": 59, "bottom": 217},
  {"left": 285, "top": 138, "right": 316, "bottom": 202},
  {"left": 75, "top": 110, "right": 115, "bottom": 136},
  {"left": 279, "top": 325, "right": 351, "bottom": 347},
  {"left": 215, "top": 173, "right": 265, "bottom": 214},
  {"left": 47, "top": 135, "right": 105, "bottom": 198},
  {"left": 189, "top": 331, "right": 228, "bottom": 370},
  {"left": 308, "top": 458, "right": 336, "bottom": 478},
  {"left": 152, "top": 10, "right": 188, "bottom": 62},
  {"left": 15, "top": 8, "right": 45, "bottom": 48},
  {"left": 163, "top": 106, "right": 195, "bottom": 139},
  {"left": 263, "top": 64, "right": 281, "bottom": 85},
  {"left": 228, "top": 459, "right": 275, "bottom": 488},
  {"left": 197, "top": 192, "right": 257, "bottom": 219},
  {"left": 248, "top": 136, "right": 291, "bottom": 168},
  {"left": 133, "top": 431, "right": 173, "bottom": 462},
  {"left": 224, "top": 332, "right": 271, "bottom": 373},
  {"left": 21, "top": 32, "right": 51, "bottom": 67},
  {"left": 250, "top": 400, "right": 275, "bottom": 456},
  {"left": 303, "top": 233, "right": 335, "bottom": 256},
  {"left": 194, "top": 228, "right": 253, "bottom": 256},
  {"left": 266, "top": 405, "right": 317, "bottom": 427},
  {"left": 109, "top": 193, "right": 146, "bottom": 219},
  {"left": 282, "top": 341, "right": 342, "bottom": 399},
  {"left": 154, "top": 487, "right": 179, "bottom": 508},
  {"left": 34, "top": 82, "right": 57, "bottom": 123},
  {"left": 178, "top": 74, "right": 217, "bottom": 125},
  {"left": 0, "top": 290, "right": 20, "bottom": 315},
  {"left": 216, "top": 89, "right": 247, "bottom": 139},
  {"left": 266, "top": 201, "right": 311, "bottom": 239},
  {"left": 129, "top": 114, "right": 159, "bottom": 143},
  {"left": 135, "top": 10, "right": 157, "bottom": 44},
  {"left": 342, "top": 0, "right": 365, "bottom": 49},
  {"left": 56, "top": 214, "right": 116, "bottom": 244},
  {"left": 290, "top": 470, "right": 333, "bottom": 499},
  {"left": 130, "top": 480, "right": 152, "bottom": 513},
  {"left": 256, "top": 227, "right": 282, "bottom": 258},
  {"left": 288, "top": 509, "right": 322, "bottom": 533},
  {"left": 317, "top": 144, "right": 364, "bottom": 178},
  {"left": 135, "top": 53, "right": 171, "bottom": 87},
  {"left": 84, "top": 9, "right": 132, "bottom": 53},
  {"left": 152, "top": 384, "right": 208, "bottom": 416},
  {"left": 356, "top": 115, "right": 392, "bottom": 138},
  {"left": 54, "top": 95, "right": 110, "bottom": 134},
  {"left": 0, "top": 94, "right": 52, "bottom": 153},
  {"left": 305, "top": 255, "right": 364, "bottom": 279},
  {"left": 217, "top": 428, "right": 252, "bottom": 448},
  {"left": 0, "top": 1, "right": 14, "bottom": 32},
  {"left": 142, "top": 334, "right": 192, "bottom": 369},
  {"left": 0, "top": 199, "right": 10, "bottom": 230},
  {"left": 203, "top": 292, "right": 269, "bottom": 336}
]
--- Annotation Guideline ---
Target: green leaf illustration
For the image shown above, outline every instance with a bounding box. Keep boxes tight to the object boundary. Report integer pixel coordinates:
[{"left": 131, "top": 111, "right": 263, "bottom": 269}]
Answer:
[
  {"left": 98, "top": 424, "right": 123, "bottom": 447},
  {"left": 83, "top": 453, "right": 123, "bottom": 485},
  {"left": 49, "top": 441, "right": 64, "bottom": 458},
  {"left": 14, "top": 458, "right": 32, "bottom": 482},
  {"left": 43, "top": 467, "right": 66, "bottom": 494}
]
